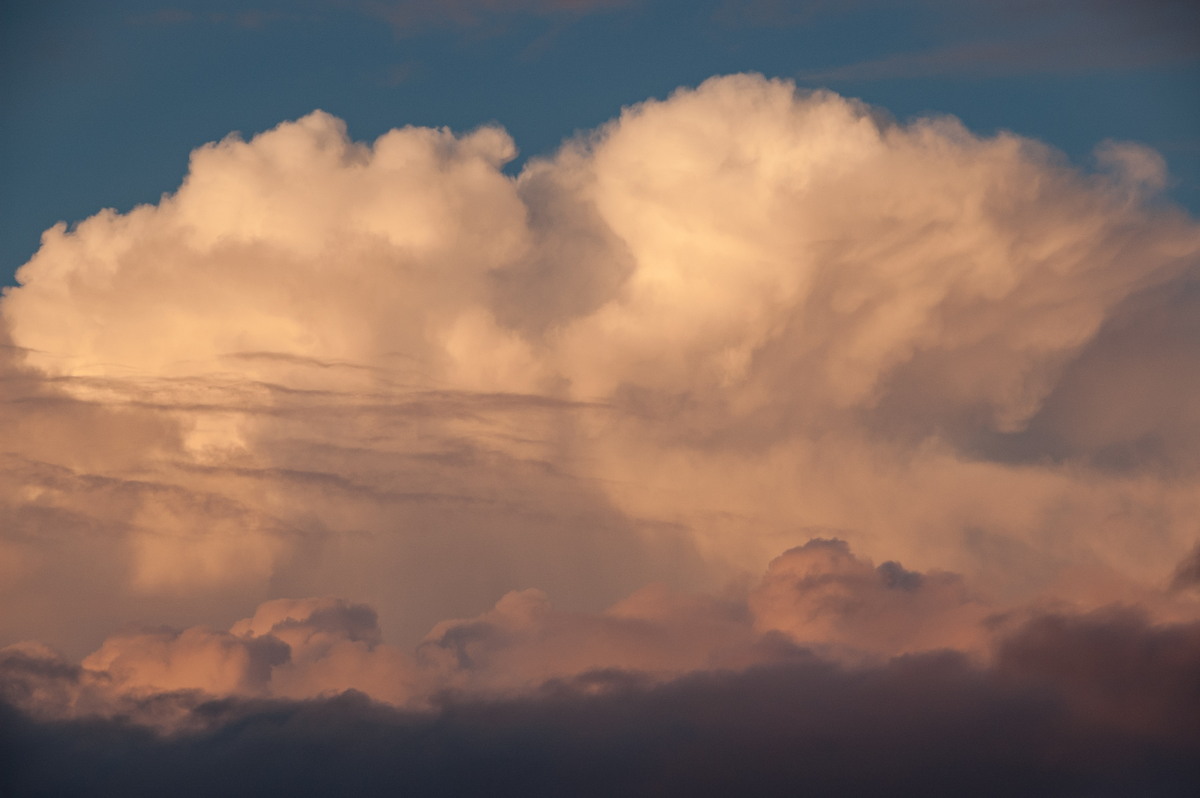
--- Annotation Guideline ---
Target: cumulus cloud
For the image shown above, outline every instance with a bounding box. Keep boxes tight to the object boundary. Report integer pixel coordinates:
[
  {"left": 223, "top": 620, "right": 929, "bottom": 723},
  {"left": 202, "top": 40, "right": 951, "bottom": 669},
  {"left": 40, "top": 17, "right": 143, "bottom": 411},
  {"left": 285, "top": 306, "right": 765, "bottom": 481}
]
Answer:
[
  {"left": 4, "top": 610, "right": 1199, "bottom": 797},
  {"left": 748, "top": 539, "right": 989, "bottom": 657},
  {"left": 2, "top": 75, "right": 1199, "bottom": 786},
  {"left": 2, "top": 538, "right": 1194, "bottom": 734},
  {"left": 1, "top": 538, "right": 973, "bottom": 719},
  {"left": 0, "top": 596, "right": 411, "bottom": 724}
]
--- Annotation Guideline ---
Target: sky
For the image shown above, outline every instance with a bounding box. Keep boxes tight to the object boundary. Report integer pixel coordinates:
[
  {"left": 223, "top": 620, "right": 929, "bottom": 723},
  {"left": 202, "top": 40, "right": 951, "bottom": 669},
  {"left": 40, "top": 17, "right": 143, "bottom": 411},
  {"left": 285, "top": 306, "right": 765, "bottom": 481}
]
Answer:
[
  {"left": 4, "top": 0, "right": 1200, "bottom": 285},
  {"left": 2, "top": 2, "right": 1199, "bottom": 795}
]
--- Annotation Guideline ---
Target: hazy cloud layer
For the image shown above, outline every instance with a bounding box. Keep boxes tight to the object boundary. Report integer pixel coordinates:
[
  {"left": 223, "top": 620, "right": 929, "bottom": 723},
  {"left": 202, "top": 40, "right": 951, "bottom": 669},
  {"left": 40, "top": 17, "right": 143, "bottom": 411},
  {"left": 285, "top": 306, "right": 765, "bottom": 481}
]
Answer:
[
  {"left": 2, "top": 73, "right": 1199, "bottom": 787},
  {"left": 361, "top": 0, "right": 636, "bottom": 33},
  {"left": 788, "top": 0, "right": 1200, "bottom": 80}
]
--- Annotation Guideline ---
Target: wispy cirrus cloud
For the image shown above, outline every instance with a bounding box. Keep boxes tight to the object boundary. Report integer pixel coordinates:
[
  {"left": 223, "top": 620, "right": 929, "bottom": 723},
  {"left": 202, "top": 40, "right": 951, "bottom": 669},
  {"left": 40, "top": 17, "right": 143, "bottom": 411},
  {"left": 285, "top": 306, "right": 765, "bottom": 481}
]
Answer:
[
  {"left": 127, "top": 6, "right": 318, "bottom": 29},
  {"left": 784, "top": 0, "right": 1200, "bottom": 81},
  {"left": 357, "top": 0, "right": 638, "bottom": 35}
]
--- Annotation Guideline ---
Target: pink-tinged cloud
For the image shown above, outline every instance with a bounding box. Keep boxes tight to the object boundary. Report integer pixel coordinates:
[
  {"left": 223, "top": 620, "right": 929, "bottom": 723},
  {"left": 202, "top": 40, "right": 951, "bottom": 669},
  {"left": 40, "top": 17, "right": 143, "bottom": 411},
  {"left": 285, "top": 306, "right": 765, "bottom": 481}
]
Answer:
[
  {"left": 1, "top": 78, "right": 1198, "bottom": 780},
  {"left": 6, "top": 627, "right": 1198, "bottom": 795},
  {"left": 0, "top": 538, "right": 1193, "bottom": 726}
]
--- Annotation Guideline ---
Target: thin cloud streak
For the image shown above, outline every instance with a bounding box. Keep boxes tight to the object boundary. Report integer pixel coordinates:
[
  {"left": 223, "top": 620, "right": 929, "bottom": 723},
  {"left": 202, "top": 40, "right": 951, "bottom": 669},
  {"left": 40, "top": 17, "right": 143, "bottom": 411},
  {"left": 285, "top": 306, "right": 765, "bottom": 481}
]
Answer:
[
  {"left": 796, "top": 0, "right": 1200, "bottom": 82},
  {"left": 358, "top": 0, "right": 638, "bottom": 35}
]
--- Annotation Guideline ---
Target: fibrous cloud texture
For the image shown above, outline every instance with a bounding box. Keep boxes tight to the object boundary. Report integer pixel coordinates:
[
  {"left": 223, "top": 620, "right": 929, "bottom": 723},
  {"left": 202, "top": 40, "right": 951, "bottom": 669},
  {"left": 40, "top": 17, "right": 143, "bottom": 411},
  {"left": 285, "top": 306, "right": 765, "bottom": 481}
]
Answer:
[{"left": 1, "top": 76, "right": 1198, "bottom": 782}]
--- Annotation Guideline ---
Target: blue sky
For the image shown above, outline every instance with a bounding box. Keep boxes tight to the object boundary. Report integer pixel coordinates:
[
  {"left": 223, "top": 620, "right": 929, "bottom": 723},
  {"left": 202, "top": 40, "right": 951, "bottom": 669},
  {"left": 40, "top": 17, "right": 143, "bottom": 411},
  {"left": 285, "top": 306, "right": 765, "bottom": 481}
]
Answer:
[{"left": 3, "top": 0, "right": 1198, "bottom": 287}]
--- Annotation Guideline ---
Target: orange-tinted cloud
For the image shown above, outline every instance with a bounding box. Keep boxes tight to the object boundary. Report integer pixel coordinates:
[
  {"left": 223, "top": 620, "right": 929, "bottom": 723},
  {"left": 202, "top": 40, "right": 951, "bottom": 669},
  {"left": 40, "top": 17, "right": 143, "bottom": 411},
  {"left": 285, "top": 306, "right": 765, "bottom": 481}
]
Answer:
[
  {"left": 1, "top": 74, "right": 1197, "bottom": 685},
  {"left": 0, "top": 537, "right": 1190, "bottom": 722}
]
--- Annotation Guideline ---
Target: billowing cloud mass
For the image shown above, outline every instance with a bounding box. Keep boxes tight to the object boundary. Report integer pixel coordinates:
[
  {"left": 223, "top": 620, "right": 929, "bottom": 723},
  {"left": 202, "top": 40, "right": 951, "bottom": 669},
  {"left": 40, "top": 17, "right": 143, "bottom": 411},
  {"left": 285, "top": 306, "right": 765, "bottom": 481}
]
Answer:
[{"left": 2, "top": 74, "right": 1199, "bottom": 791}]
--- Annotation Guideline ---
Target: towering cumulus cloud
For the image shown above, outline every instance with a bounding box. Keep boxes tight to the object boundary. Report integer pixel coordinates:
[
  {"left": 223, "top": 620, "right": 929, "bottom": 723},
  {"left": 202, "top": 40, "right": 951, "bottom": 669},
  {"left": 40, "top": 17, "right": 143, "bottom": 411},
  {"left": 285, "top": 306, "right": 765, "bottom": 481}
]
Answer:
[{"left": 2, "top": 75, "right": 1198, "bottom": 793}]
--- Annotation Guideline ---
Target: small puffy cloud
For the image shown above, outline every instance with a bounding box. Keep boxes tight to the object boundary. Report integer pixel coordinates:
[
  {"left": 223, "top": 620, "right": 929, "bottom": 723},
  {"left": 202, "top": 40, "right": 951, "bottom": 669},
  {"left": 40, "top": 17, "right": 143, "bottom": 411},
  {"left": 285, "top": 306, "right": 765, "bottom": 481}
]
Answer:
[
  {"left": 415, "top": 585, "right": 774, "bottom": 695},
  {"left": 82, "top": 626, "right": 289, "bottom": 697},
  {"left": 230, "top": 598, "right": 416, "bottom": 705},
  {"left": 1, "top": 597, "right": 416, "bottom": 719},
  {"left": 231, "top": 597, "right": 382, "bottom": 648},
  {"left": 748, "top": 539, "right": 988, "bottom": 657}
]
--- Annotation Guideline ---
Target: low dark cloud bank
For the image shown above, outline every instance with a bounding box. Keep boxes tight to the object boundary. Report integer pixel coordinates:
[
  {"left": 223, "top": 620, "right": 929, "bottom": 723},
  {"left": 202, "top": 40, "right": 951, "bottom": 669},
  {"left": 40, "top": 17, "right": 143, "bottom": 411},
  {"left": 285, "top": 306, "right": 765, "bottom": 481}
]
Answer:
[{"left": 3, "top": 611, "right": 1198, "bottom": 797}]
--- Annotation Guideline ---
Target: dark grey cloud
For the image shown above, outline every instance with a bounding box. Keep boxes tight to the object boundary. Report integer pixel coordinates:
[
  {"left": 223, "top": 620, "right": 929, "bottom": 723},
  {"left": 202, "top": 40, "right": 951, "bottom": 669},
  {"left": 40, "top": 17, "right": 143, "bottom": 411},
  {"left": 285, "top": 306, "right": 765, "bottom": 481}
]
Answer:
[
  {"left": 3, "top": 610, "right": 1198, "bottom": 797},
  {"left": 1173, "top": 545, "right": 1200, "bottom": 592}
]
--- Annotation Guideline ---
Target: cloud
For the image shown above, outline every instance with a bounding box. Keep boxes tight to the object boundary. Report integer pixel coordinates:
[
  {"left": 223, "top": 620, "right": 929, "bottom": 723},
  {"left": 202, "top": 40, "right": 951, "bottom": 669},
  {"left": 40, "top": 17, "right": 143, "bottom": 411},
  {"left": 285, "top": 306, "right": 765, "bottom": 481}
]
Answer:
[
  {"left": 127, "top": 9, "right": 199, "bottom": 26},
  {"left": 359, "top": 0, "right": 637, "bottom": 34},
  {"left": 1171, "top": 544, "right": 1200, "bottom": 592},
  {"left": 126, "top": 7, "right": 318, "bottom": 29},
  {"left": 0, "top": 538, "right": 1191, "bottom": 730},
  {"left": 4, "top": 610, "right": 1199, "bottom": 796},
  {"left": 1, "top": 75, "right": 1198, "bottom": 791},
  {"left": 994, "top": 607, "right": 1200, "bottom": 742},
  {"left": 794, "top": 0, "right": 1200, "bottom": 81},
  {"left": 3, "top": 74, "right": 1199, "bottom": 664},
  {"left": 1, "top": 538, "right": 975, "bottom": 720},
  {"left": 0, "top": 596, "right": 414, "bottom": 722},
  {"left": 82, "top": 625, "right": 290, "bottom": 697},
  {"left": 748, "top": 539, "right": 988, "bottom": 657}
]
